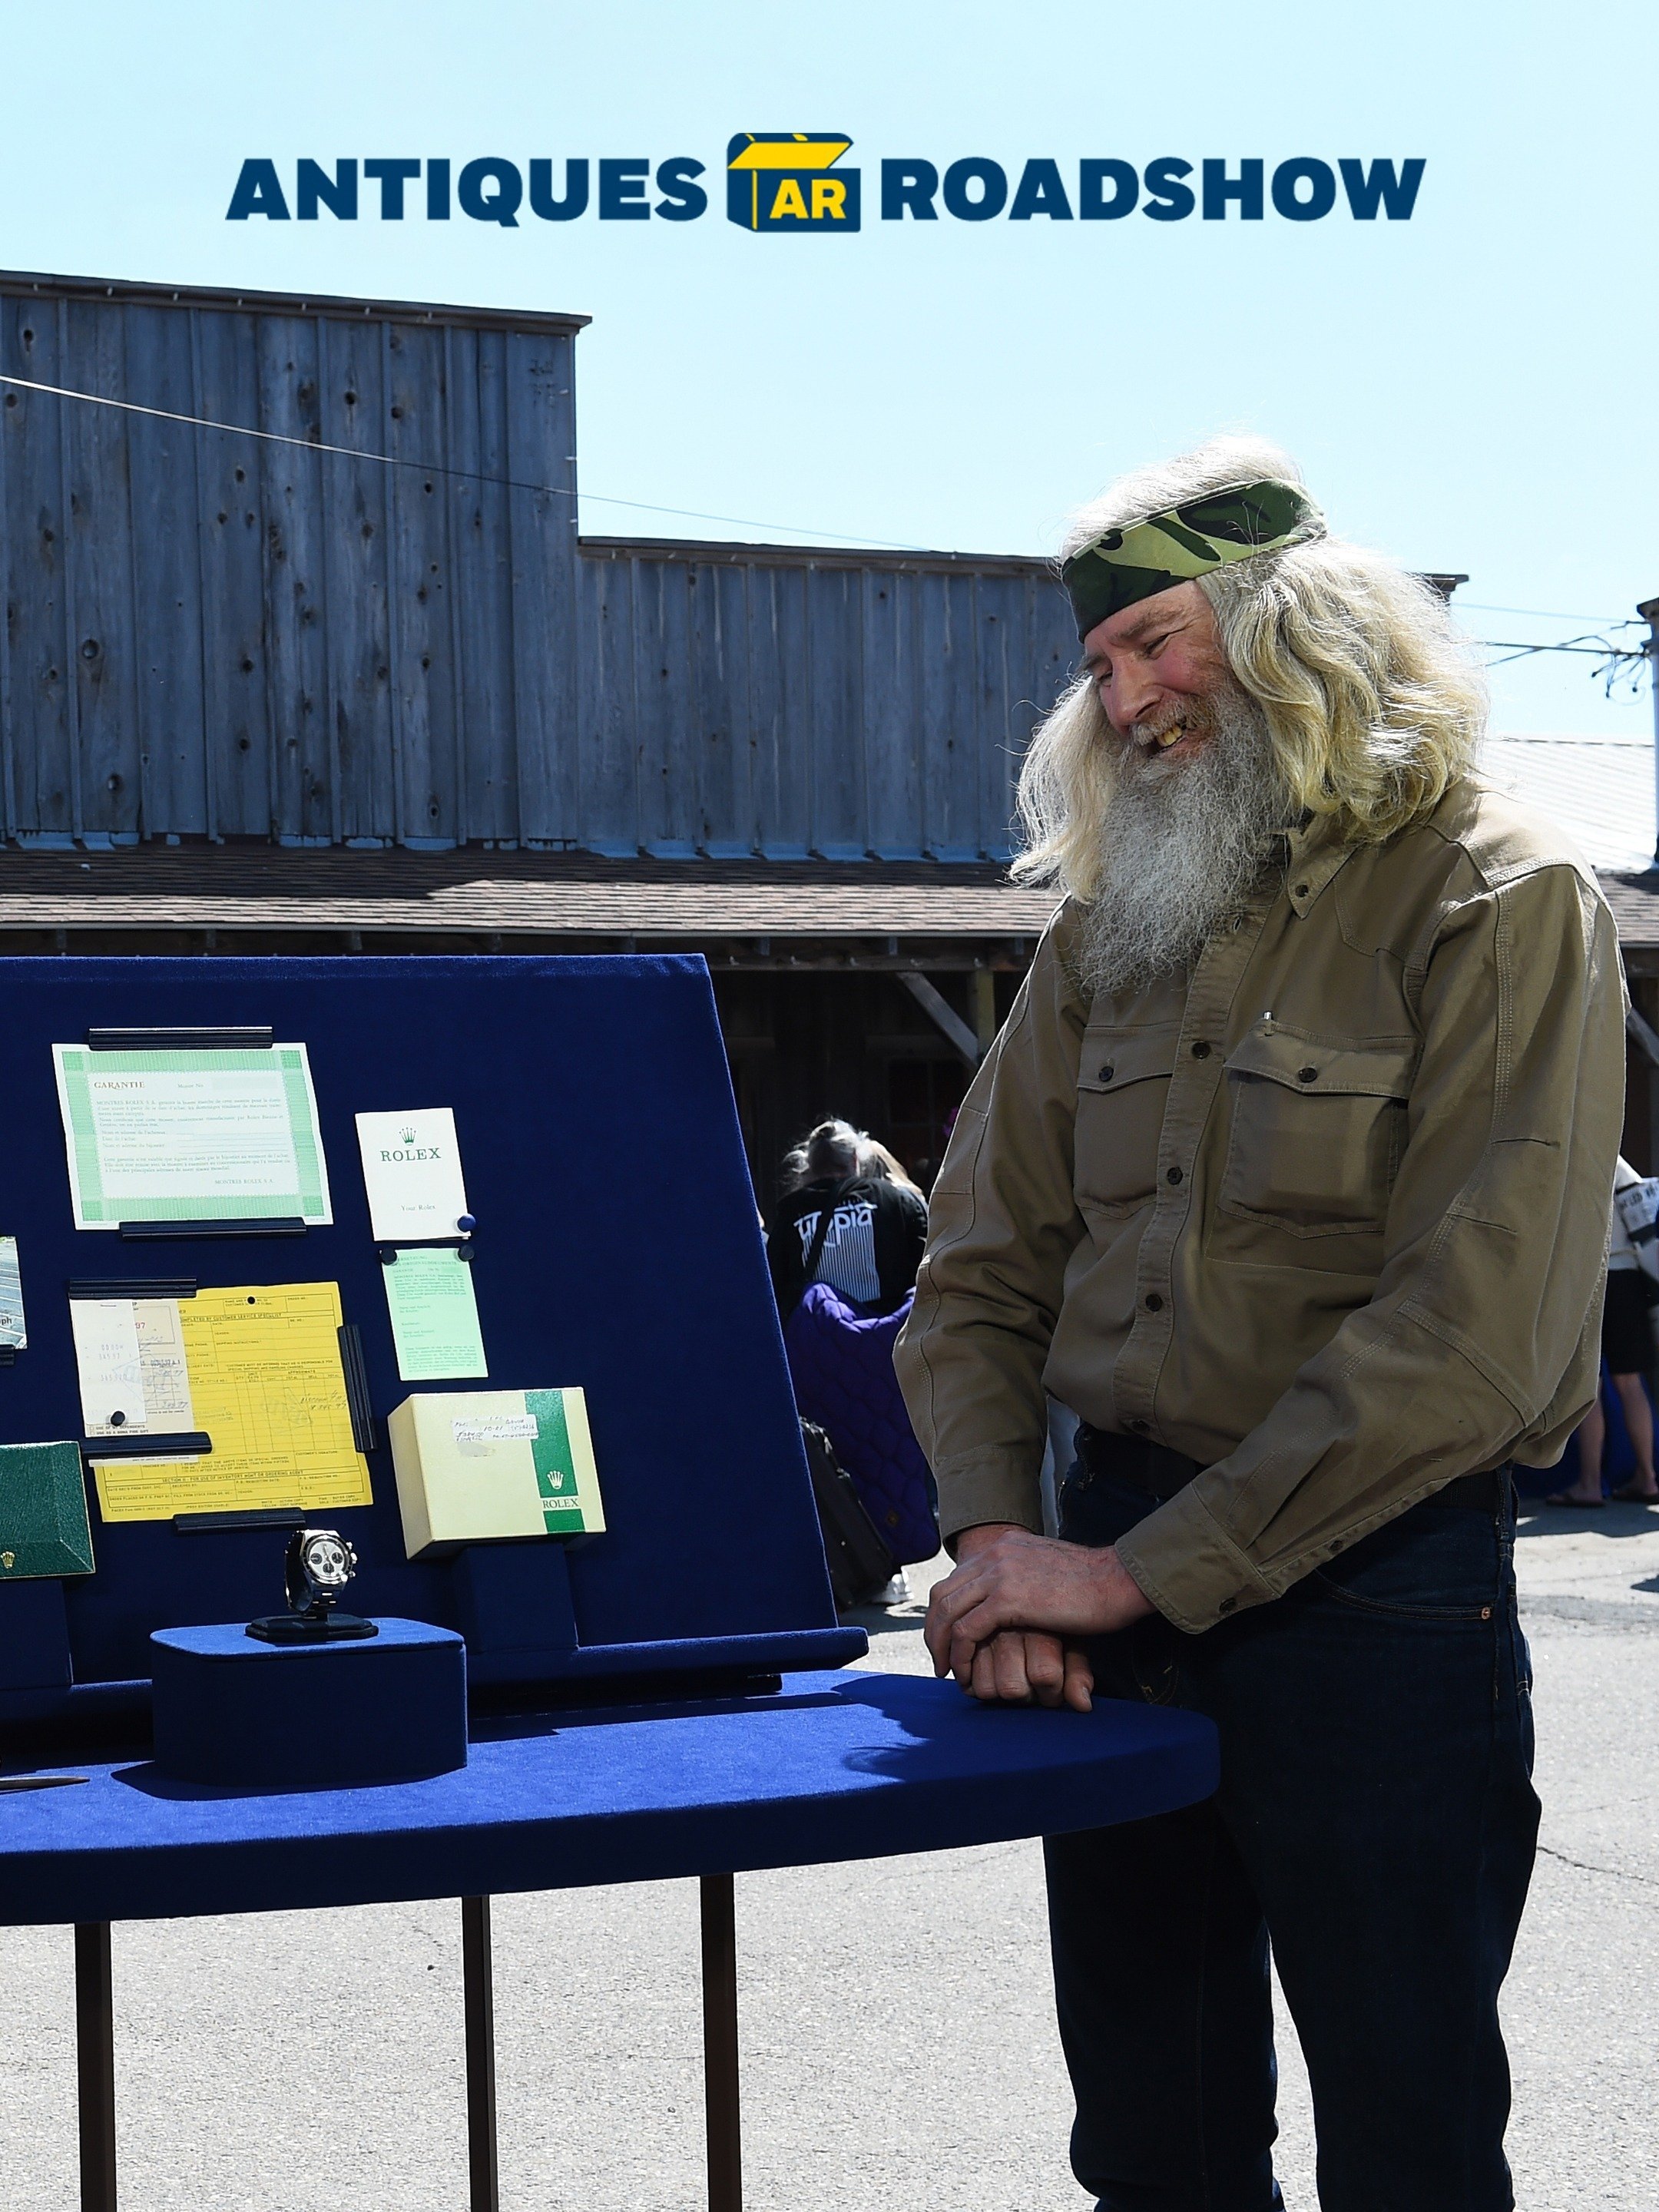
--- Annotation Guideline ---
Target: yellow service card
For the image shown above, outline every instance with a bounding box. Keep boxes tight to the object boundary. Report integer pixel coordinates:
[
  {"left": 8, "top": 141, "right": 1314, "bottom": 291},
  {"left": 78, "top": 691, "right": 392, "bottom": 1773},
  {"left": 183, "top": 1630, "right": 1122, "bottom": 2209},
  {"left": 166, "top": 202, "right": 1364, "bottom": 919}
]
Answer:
[{"left": 90, "top": 1283, "right": 373, "bottom": 1522}]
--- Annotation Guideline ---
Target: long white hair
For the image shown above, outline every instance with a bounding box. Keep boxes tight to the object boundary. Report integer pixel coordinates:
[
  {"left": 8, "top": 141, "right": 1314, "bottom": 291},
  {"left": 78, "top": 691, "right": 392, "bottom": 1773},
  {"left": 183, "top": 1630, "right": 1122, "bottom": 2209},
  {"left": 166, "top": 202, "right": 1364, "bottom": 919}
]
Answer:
[{"left": 1013, "top": 435, "right": 1488, "bottom": 902}]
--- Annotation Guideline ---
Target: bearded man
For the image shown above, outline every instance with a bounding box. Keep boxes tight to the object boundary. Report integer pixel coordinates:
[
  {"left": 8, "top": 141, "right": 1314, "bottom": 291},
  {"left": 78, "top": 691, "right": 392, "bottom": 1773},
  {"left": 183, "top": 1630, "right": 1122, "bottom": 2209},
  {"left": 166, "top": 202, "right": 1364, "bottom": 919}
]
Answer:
[{"left": 896, "top": 436, "right": 1625, "bottom": 2212}]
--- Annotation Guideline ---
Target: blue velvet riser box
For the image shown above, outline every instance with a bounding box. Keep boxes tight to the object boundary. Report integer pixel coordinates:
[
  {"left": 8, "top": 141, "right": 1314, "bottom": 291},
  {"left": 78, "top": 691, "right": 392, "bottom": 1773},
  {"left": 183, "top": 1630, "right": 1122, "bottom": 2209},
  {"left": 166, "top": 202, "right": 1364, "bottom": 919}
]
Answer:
[{"left": 150, "top": 1619, "right": 467, "bottom": 1790}]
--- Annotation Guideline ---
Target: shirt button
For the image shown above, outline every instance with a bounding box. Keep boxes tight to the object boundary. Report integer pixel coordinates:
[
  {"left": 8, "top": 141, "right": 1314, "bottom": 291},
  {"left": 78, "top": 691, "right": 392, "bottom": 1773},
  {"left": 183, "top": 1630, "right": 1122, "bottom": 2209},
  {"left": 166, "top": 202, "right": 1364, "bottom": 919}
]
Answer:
[
  {"left": 1297, "top": 1065, "right": 1318, "bottom": 1084},
  {"left": 1097, "top": 1064, "right": 1114, "bottom": 1082},
  {"left": 1127, "top": 1418, "right": 1147, "bottom": 1432},
  {"left": 1190, "top": 1040, "right": 1211, "bottom": 1059},
  {"left": 1166, "top": 1165, "right": 1184, "bottom": 1184},
  {"left": 1294, "top": 881, "right": 1310, "bottom": 898},
  {"left": 1144, "top": 1292, "right": 1163, "bottom": 1312},
  {"left": 1218, "top": 1596, "right": 1238, "bottom": 1615}
]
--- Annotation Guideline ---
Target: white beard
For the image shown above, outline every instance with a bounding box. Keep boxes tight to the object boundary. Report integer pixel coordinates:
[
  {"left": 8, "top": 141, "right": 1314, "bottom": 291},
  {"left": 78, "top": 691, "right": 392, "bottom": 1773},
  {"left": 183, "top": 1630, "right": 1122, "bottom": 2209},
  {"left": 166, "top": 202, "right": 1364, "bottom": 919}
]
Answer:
[{"left": 1077, "top": 683, "right": 1293, "bottom": 999}]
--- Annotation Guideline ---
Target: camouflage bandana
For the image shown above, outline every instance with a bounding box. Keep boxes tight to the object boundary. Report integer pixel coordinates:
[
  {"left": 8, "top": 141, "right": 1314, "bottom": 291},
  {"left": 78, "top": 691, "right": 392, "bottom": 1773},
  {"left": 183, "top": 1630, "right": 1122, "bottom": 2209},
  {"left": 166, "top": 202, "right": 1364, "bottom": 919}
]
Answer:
[{"left": 1061, "top": 480, "right": 1325, "bottom": 642}]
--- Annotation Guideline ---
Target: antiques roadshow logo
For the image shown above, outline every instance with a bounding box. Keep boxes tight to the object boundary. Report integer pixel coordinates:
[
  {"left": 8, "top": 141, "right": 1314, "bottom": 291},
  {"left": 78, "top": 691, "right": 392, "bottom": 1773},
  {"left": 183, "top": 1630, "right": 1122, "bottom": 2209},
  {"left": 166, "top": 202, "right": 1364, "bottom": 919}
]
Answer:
[{"left": 225, "top": 137, "right": 1425, "bottom": 230}]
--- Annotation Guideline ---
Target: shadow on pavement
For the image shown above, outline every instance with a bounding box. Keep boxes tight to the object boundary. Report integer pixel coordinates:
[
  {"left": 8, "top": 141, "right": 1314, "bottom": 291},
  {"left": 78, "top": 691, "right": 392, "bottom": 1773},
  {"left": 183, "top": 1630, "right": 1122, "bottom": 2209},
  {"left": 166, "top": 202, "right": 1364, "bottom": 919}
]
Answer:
[{"left": 1516, "top": 1498, "right": 1659, "bottom": 1540}]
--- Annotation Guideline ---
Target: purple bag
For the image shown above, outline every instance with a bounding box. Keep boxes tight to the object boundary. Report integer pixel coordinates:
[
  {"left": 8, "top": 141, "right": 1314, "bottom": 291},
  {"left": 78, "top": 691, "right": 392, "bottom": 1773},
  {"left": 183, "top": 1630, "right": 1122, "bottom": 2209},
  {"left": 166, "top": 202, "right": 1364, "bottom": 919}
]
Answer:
[{"left": 784, "top": 1282, "right": 939, "bottom": 1565}]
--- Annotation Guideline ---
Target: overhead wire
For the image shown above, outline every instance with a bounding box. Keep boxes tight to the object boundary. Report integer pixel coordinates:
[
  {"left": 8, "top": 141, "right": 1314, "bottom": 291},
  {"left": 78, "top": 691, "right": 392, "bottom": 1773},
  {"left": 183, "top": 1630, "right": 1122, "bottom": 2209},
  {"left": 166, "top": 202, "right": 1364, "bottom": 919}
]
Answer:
[
  {"left": 0, "top": 372, "right": 936, "bottom": 554},
  {"left": 1478, "top": 637, "right": 1642, "bottom": 664},
  {"left": 1474, "top": 628, "right": 1651, "bottom": 702},
  {"left": 1460, "top": 601, "right": 1639, "bottom": 625},
  {"left": 2, "top": 375, "right": 1657, "bottom": 694}
]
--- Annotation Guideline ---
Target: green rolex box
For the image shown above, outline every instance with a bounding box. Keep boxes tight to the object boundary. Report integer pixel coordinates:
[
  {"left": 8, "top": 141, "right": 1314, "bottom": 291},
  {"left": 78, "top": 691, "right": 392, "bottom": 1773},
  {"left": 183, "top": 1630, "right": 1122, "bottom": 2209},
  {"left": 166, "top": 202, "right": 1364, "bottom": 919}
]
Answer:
[{"left": 0, "top": 1441, "right": 96, "bottom": 1580}]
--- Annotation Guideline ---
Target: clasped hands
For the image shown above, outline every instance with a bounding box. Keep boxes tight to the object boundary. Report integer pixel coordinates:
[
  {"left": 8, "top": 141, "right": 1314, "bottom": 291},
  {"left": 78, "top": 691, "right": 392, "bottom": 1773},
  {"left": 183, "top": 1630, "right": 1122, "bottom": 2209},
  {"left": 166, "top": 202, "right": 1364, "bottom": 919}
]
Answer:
[{"left": 923, "top": 1523, "right": 1156, "bottom": 1713}]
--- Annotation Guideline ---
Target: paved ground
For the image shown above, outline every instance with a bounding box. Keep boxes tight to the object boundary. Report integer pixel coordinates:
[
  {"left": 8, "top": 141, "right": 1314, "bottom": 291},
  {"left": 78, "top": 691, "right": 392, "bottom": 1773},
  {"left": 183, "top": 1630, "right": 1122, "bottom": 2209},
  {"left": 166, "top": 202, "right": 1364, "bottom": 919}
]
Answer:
[{"left": 2, "top": 1501, "right": 1655, "bottom": 2209}]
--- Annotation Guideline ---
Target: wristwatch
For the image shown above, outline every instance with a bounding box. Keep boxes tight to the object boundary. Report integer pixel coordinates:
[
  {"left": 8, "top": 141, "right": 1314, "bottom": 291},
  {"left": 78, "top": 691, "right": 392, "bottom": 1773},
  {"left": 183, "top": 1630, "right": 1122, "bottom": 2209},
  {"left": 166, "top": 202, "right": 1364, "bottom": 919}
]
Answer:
[{"left": 285, "top": 1527, "right": 357, "bottom": 1619}]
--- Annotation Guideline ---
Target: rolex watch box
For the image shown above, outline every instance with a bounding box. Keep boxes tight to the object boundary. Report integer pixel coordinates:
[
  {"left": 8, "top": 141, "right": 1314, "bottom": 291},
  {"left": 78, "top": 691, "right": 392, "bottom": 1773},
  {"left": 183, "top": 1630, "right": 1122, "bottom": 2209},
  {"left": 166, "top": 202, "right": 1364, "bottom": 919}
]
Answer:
[
  {"left": 0, "top": 1440, "right": 95, "bottom": 1581},
  {"left": 389, "top": 1388, "right": 605, "bottom": 1560}
]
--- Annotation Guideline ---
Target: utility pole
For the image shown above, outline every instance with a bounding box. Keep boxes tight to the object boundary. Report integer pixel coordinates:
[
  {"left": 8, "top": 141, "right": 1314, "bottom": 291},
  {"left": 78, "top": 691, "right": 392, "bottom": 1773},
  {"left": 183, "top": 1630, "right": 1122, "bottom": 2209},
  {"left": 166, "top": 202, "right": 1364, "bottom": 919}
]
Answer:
[{"left": 1642, "top": 596, "right": 1659, "bottom": 867}]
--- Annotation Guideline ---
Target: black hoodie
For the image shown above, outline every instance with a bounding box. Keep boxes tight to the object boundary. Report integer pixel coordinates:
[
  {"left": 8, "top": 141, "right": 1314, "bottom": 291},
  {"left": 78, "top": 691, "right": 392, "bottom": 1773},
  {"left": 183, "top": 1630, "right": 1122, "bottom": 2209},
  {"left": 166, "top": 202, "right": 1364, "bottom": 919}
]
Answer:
[{"left": 767, "top": 1175, "right": 928, "bottom": 1320}]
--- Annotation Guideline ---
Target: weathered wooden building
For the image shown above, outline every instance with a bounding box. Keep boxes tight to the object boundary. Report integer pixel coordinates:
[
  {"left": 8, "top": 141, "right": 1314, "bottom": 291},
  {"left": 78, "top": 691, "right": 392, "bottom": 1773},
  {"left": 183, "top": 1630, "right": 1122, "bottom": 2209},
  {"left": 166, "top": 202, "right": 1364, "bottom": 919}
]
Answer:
[
  {"left": 0, "top": 269, "right": 1072, "bottom": 1190},
  {"left": 3, "top": 268, "right": 1650, "bottom": 1190}
]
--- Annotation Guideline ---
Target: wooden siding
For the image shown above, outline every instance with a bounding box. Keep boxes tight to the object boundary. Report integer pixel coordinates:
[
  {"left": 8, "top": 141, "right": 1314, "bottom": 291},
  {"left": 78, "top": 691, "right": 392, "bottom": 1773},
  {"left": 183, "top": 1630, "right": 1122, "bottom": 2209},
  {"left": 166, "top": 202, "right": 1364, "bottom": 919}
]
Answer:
[
  {"left": 0, "top": 273, "right": 1076, "bottom": 858},
  {"left": 0, "top": 276, "right": 581, "bottom": 849},
  {"left": 575, "top": 542, "right": 1075, "bottom": 861}
]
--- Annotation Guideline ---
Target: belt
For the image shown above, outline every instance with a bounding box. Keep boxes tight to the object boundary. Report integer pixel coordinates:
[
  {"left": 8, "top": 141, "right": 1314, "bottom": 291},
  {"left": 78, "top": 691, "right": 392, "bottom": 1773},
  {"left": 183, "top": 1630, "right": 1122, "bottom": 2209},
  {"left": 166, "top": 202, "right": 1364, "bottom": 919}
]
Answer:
[{"left": 1072, "top": 1423, "right": 1509, "bottom": 1512}]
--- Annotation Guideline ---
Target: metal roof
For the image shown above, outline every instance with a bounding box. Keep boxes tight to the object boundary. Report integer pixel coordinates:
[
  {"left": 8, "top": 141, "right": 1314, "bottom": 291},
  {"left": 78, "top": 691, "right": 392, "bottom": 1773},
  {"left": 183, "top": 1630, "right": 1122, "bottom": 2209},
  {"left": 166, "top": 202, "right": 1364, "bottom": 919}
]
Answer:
[
  {"left": 1482, "top": 733, "right": 1654, "bottom": 874},
  {"left": 580, "top": 535, "right": 1058, "bottom": 580},
  {"left": 0, "top": 268, "right": 590, "bottom": 336}
]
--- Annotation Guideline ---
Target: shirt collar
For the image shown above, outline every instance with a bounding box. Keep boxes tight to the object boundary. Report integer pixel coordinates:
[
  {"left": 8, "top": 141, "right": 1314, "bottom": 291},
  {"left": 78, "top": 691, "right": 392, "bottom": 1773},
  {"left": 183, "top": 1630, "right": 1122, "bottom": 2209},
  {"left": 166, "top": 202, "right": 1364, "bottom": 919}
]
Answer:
[{"left": 1280, "top": 815, "right": 1359, "bottom": 919}]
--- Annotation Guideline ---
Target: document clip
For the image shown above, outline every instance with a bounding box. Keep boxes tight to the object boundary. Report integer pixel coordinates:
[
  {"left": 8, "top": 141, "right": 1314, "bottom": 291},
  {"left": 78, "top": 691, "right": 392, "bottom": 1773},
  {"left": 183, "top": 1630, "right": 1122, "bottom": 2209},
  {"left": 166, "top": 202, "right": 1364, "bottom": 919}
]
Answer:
[
  {"left": 80, "top": 1432, "right": 212, "bottom": 1462},
  {"left": 68, "top": 1278, "right": 198, "bottom": 1300},
  {"left": 337, "top": 1324, "right": 378, "bottom": 1455},
  {"left": 86, "top": 1026, "right": 275, "bottom": 1052},
  {"left": 118, "top": 1218, "right": 306, "bottom": 1241},
  {"left": 173, "top": 1508, "right": 306, "bottom": 1536},
  {"left": 379, "top": 1220, "right": 478, "bottom": 1264}
]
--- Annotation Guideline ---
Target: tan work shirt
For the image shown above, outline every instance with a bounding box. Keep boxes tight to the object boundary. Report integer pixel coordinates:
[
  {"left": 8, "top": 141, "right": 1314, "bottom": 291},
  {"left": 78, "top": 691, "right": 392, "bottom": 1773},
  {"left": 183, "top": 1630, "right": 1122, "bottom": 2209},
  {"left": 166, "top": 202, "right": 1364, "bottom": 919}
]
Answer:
[{"left": 894, "top": 780, "right": 1627, "bottom": 1634}]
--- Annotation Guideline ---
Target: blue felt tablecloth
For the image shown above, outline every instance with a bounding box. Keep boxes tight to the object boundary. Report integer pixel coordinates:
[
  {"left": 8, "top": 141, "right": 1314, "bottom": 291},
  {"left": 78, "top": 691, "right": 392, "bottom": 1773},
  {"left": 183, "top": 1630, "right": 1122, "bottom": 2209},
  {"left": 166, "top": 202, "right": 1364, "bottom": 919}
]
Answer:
[{"left": 0, "top": 1671, "right": 1217, "bottom": 1925}]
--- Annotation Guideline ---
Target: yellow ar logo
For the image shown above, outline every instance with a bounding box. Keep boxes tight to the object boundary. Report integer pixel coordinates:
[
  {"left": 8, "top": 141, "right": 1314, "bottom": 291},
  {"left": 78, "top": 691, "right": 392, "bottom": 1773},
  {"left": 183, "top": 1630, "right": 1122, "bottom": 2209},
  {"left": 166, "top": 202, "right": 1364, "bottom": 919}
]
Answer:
[
  {"left": 727, "top": 134, "right": 863, "bottom": 233},
  {"left": 767, "top": 174, "right": 849, "bottom": 222}
]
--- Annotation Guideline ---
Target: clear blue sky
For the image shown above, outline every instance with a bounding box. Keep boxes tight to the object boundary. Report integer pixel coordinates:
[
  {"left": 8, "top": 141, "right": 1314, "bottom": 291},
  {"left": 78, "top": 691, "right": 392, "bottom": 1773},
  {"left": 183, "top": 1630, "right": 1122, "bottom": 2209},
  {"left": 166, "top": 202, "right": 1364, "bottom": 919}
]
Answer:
[{"left": 4, "top": 0, "right": 1654, "bottom": 734}]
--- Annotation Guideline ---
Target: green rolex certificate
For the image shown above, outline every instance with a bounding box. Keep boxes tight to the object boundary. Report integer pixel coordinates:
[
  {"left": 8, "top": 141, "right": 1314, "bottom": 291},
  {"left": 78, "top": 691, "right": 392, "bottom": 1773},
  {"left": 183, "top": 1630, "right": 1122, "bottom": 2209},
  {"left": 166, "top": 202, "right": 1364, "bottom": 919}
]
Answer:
[
  {"left": 382, "top": 1247, "right": 489, "bottom": 1381},
  {"left": 53, "top": 1045, "right": 332, "bottom": 1230}
]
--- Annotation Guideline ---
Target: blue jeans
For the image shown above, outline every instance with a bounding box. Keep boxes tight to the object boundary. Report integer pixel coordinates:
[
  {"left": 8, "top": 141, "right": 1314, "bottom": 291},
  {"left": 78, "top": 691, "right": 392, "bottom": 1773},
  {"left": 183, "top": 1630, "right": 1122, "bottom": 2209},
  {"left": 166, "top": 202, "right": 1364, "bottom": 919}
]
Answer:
[{"left": 1045, "top": 1468, "right": 1539, "bottom": 2212}]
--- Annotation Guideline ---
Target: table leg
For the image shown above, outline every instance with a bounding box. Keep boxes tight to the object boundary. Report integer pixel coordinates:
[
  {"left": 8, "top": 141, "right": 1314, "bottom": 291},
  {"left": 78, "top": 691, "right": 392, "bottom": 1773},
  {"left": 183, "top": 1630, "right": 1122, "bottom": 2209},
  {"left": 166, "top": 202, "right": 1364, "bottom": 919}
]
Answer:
[
  {"left": 75, "top": 1921, "right": 117, "bottom": 2212},
  {"left": 462, "top": 1896, "right": 498, "bottom": 2212},
  {"left": 700, "top": 1873, "right": 742, "bottom": 2212}
]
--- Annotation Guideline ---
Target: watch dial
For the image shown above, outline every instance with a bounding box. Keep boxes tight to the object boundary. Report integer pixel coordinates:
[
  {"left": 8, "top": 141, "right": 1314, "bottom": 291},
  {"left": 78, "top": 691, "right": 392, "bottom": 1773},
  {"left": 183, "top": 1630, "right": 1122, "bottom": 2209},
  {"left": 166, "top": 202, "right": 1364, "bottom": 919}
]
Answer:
[{"left": 303, "top": 1533, "right": 352, "bottom": 1588}]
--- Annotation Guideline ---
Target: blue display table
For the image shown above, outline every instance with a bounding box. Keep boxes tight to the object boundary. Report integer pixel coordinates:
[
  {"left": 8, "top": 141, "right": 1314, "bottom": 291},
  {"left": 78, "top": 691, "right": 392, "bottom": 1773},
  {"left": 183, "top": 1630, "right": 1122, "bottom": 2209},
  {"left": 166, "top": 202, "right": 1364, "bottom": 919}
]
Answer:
[
  {"left": 4, "top": 1669, "right": 1217, "bottom": 2208},
  {"left": 0, "top": 955, "right": 1220, "bottom": 2207},
  {"left": 0, "top": 1669, "right": 1215, "bottom": 1922}
]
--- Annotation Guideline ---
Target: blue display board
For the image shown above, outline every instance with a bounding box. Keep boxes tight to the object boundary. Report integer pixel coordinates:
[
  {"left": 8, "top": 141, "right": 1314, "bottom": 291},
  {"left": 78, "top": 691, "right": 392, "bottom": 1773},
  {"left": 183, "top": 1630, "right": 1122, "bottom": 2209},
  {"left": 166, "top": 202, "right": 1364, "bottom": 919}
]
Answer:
[{"left": 0, "top": 955, "right": 863, "bottom": 1732}]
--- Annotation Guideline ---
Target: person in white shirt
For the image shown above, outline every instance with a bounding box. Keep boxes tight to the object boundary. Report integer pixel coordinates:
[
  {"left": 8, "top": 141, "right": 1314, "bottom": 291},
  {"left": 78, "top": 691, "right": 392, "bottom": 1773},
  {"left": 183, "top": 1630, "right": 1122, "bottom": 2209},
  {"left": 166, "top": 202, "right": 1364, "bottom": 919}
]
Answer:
[{"left": 1549, "top": 1157, "right": 1659, "bottom": 1505}]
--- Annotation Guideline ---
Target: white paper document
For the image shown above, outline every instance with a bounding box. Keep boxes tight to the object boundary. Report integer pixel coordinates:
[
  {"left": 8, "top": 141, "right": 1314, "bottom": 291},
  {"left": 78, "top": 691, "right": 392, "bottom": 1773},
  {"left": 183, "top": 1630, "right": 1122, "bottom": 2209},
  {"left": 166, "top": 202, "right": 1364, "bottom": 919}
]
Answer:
[
  {"left": 0, "top": 1237, "right": 26, "bottom": 1349},
  {"left": 72, "top": 1298, "right": 197, "bottom": 1438},
  {"left": 54, "top": 1045, "right": 333, "bottom": 1230},
  {"left": 71, "top": 1300, "right": 146, "bottom": 1432},
  {"left": 356, "top": 1108, "right": 470, "bottom": 1241}
]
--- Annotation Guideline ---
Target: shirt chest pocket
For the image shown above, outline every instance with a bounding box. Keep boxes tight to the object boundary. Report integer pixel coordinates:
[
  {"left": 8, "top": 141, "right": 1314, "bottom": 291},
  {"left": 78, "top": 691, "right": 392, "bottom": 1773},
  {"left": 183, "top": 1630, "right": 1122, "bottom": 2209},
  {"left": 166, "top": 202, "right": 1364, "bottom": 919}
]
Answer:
[
  {"left": 1220, "top": 1028, "right": 1418, "bottom": 1236},
  {"left": 1075, "top": 1025, "right": 1181, "bottom": 1214}
]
